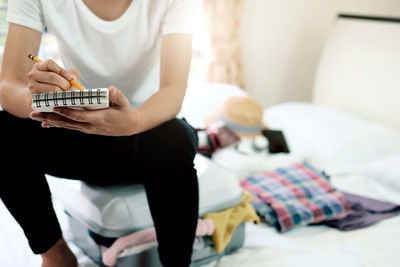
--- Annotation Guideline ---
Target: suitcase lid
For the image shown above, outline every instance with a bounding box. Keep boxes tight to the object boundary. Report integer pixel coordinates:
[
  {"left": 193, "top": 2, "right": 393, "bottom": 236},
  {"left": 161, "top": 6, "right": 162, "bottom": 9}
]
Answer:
[{"left": 48, "top": 154, "right": 243, "bottom": 237}]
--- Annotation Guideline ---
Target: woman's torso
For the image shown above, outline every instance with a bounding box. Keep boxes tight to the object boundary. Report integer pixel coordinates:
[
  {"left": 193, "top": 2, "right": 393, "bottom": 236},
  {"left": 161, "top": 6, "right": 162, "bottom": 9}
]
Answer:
[{"left": 41, "top": 0, "right": 168, "bottom": 107}]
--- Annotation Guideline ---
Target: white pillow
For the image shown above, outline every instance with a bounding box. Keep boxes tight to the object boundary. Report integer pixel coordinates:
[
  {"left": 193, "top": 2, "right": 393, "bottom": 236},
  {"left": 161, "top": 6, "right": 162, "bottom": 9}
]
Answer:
[
  {"left": 322, "top": 133, "right": 400, "bottom": 175},
  {"left": 179, "top": 82, "right": 247, "bottom": 128},
  {"left": 361, "top": 153, "right": 400, "bottom": 192},
  {"left": 264, "top": 102, "right": 400, "bottom": 175}
]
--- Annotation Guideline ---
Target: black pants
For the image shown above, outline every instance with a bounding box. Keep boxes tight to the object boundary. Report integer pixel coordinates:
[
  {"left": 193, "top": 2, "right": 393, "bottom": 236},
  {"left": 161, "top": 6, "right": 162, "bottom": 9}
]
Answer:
[{"left": 0, "top": 111, "right": 199, "bottom": 267}]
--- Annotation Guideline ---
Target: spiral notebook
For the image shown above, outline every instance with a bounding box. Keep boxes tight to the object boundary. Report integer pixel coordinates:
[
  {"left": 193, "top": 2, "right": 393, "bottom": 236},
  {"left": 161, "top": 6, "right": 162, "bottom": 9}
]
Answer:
[{"left": 31, "top": 88, "right": 110, "bottom": 112}]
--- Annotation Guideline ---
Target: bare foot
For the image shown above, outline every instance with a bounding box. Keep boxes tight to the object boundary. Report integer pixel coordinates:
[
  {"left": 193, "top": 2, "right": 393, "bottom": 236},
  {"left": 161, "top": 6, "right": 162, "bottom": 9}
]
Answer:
[{"left": 41, "top": 238, "right": 78, "bottom": 267}]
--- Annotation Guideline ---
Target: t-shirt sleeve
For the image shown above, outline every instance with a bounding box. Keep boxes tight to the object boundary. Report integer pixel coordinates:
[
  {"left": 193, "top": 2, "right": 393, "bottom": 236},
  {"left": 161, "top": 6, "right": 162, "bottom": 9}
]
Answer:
[
  {"left": 161, "top": 0, "right": 195, "bottom": 35},
  {"left": 7, "top": 0, "right": 45, "bottom": 33}
]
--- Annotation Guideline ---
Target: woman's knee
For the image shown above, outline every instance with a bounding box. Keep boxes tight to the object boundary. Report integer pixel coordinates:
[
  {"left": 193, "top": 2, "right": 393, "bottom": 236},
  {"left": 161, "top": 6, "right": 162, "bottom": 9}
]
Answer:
[{"left": 136, "top": 118, "right": 198, "bottom": 168}]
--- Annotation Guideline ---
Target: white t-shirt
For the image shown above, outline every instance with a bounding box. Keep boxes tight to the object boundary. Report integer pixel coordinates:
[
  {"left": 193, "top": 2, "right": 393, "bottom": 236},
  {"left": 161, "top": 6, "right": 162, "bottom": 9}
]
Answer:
[{"left": 7, "top": 0, "right": 194, "bottom": 107}]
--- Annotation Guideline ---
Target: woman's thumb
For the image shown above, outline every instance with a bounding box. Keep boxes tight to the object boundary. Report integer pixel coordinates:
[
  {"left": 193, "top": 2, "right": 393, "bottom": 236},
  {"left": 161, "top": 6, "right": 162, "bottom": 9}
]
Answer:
[{"left": 109, "top": 86, "right": 127, "bottom": 106}]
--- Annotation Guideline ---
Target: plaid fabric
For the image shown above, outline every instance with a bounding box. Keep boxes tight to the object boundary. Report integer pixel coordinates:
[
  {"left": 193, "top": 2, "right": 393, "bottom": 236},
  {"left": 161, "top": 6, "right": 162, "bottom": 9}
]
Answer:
[{"left": 240, "top": 162, "right": 350, "bottom": 233}]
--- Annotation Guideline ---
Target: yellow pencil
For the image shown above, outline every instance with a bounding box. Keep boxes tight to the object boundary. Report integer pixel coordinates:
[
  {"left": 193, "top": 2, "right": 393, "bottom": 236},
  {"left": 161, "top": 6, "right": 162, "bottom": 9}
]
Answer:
[{"left": 27, "top": 54, "right": 84, "bottom": 90}]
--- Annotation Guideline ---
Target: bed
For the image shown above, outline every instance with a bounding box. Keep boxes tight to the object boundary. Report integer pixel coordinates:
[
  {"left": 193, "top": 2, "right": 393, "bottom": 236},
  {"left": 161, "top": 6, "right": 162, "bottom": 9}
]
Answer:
[
  {"left": 1, "top": 13, "right": 400, "bottom": 267},
  {"left": 199, "top": 14, "right": 400, "bottom": 267}
]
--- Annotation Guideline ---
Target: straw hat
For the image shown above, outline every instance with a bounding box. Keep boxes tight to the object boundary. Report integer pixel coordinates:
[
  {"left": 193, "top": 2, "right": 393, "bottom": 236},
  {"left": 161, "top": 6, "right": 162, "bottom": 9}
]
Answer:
[{"left": 205, "top": 96, "right": 268, "bottom": 139}]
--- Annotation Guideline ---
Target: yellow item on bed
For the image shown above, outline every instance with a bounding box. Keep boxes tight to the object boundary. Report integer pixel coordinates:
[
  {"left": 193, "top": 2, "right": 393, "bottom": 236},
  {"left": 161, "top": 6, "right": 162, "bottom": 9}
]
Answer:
[{"left": 203, "top": 191, "right": 260, "bottom": 253}]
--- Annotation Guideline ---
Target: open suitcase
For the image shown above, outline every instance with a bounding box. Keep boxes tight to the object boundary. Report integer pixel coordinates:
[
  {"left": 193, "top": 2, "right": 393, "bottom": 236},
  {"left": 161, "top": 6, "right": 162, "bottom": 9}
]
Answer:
[{"left": 49, "top": 154, "right": 245, "bottom": 266}]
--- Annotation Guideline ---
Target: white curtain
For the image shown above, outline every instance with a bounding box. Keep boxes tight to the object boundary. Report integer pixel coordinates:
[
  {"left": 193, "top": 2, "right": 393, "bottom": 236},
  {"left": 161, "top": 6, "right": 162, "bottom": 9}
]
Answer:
[{"left": 202, "top": 0, "right": 245, "bottom": 89}]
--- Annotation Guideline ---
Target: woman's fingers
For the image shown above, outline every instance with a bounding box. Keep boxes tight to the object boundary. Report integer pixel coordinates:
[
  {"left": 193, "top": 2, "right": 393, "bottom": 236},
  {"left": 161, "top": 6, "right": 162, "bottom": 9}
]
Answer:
[
  {"left": 28, "top": 80, "right": 65, "bottom": 93},
  {"left": 63, "top": 68, "right": 81, "bottom": 81},
  {"left": 29, "top": 70, "right": 71, "bottom": 91},
  {"left": 27, "top": 59, "right": 80, "bottom": 93},
  {"left": 31, "top": 111, "right": 89, "bottom": 130},
  {"left": 109, "top": 85, "right": 130, "bottom": 107},
  {"left": 36, "top": 58, "right": 65, "bottom": 75}
]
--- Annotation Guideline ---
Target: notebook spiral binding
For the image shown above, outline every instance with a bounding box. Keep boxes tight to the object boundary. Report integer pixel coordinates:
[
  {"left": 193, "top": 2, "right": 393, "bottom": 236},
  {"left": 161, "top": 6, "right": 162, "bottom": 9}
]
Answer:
[{"left": 31, "top": 88, "right": 110, "bottom": 112}]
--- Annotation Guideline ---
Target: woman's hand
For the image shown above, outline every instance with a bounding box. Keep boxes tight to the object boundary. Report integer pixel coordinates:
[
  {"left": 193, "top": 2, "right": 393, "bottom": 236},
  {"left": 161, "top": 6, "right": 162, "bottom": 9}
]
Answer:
[
  {"left": 27, "top": 59, "right": 81, "bottom": 94},
  {"left": 29, "top": 86, "right": 137, "bottom": 136}
]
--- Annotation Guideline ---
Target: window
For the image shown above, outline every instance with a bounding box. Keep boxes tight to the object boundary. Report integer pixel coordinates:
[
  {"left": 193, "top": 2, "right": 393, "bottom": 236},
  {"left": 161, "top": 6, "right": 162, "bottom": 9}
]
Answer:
[
  {"left": 189, "top": 3, "right": 210, "bottom": 85},
  {"left": 0, "top": 0, "right": 7, "bottom": 63},
  {"left": 0, "top": 0, "right": 6, "bottom": 43}
]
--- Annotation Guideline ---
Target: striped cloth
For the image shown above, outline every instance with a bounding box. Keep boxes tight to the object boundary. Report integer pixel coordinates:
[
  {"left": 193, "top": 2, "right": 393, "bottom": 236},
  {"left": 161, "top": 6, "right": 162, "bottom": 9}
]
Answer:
[{"left": 240, "top": 162, "right": 350, "bottom": 233}]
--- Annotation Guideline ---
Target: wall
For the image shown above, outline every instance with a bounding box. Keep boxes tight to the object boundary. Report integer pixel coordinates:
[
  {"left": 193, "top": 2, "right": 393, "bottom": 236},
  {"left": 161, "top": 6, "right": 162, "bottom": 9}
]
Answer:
[{"left": 241, "top": 0, "right": 400, "bottom": 107}]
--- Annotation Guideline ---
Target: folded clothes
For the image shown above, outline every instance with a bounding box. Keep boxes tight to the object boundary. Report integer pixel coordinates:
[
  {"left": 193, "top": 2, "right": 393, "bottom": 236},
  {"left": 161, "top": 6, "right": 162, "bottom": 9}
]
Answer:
[
  {"left": 322, "top": 192, "right": 400, "bottom": 231},
  {"left": 203, "top": 191, "right": 260, "bottom": 253},
  {"left": 102, "top": 227, "right": 156, "bottom": 266},
  {"left": 101, "top": 219, "right": 215, "bottom": 266},
  {"left": 101, "top": 241, "right": 158, "bottom": 261},
  {"left": 196, "top": 218, "right": 215, "bottom": 236},
  {"left": 240, "top": 162, "right": 350, "bottom": 233}
]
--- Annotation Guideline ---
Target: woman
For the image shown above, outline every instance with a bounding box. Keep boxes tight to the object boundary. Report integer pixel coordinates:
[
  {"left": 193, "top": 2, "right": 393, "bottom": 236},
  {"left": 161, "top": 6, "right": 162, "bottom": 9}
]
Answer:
[{"left": 0, "top": 0, "right": 198, "bottom": 266}]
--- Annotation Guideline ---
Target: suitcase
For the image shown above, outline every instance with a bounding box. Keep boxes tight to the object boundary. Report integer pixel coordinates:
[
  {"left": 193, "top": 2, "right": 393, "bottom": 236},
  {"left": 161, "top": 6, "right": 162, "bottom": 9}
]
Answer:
[{"left": 49, "top": 154, "right": 245, "bottom": 266}]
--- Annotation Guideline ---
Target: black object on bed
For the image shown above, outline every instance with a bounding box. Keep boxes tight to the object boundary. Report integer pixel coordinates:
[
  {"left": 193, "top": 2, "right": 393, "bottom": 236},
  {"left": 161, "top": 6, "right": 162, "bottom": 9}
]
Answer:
[{"left": 262, "top": 129, "right": 290, "bottom": 154}]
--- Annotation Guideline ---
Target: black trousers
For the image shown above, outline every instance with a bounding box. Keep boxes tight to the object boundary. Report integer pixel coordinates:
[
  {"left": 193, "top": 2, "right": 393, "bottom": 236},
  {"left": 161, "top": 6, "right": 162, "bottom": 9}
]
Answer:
[{"left": 0, "top": 111, "right": 199, "bottom": 267}]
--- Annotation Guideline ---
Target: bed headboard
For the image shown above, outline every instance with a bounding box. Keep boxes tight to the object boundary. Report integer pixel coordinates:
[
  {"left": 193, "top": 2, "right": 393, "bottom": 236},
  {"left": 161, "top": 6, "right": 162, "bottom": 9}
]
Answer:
[{"left": 312, "top": 14, "right": 400, "bottom": 132}]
